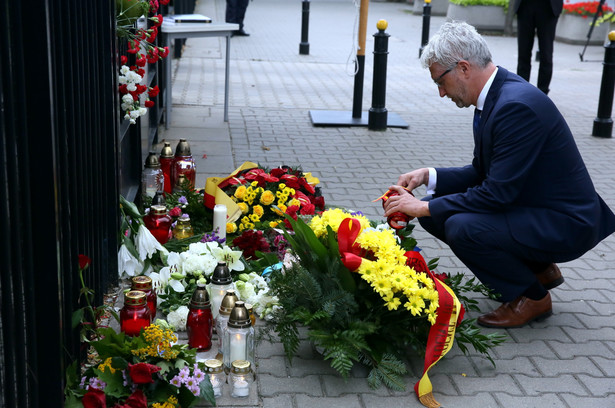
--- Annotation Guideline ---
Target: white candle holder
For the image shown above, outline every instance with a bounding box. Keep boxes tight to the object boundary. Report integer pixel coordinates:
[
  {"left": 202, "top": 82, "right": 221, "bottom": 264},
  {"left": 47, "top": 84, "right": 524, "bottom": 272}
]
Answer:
[
  {"left": 216, "top": 289, "right": 239, "bottom": 355},
  {"left": 213, "top": 204, "right": 227, "bottom": 242},
  {"left": 222, "top": 301, "right": 255, "bottom": 369},
  {"left": 209, "top": 262, "right": 233, "bottom": 320},
  {"left": 204, "top": 359, "right": 226, "bottom": 398},
  {"left": 230, "top": 360, "right": 252, "bottom": 398}
]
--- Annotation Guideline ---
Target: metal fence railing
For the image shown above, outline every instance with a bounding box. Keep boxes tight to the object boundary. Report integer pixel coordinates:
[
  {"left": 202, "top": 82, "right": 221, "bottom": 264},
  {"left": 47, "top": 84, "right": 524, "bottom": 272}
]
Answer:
[{"left": 0, "top": 0, "right": 126, "bottom": 406}]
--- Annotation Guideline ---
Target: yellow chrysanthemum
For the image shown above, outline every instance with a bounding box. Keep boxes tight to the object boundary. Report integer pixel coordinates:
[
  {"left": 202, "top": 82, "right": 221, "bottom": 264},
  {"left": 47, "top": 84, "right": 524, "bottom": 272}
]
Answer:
[
  {"left": 249, "top": 213, "right": 261, "bottom": 222},
  {"left": 386, "top": 296, "right": 402, "bottom": 311},
  {"left": 309, "top": 208, "right": 371, "bottom": 238},
  {"left": 269, "top": 221, "right": 280, "bottom": 228},
  {"left": 226, "top": 222, "right": 238, "bottom": 234},
  {"left": 234, "top": 185, "right": 247, "bottom": 200},
  {"left": 404, "top": 296, "right": 426, "bottom": 317},
  {"left": 260, "top": 190, "right": 275, "bottom": 205},
  {"left": 132, "top": 324, "right": 178, "bottom": 360}
]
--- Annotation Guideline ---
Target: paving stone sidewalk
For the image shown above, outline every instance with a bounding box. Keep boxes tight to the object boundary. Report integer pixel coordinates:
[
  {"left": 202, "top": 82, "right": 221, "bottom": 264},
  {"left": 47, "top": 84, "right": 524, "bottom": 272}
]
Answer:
[{"left": 158, "top": 0, "right": 615, "bottom": 406}]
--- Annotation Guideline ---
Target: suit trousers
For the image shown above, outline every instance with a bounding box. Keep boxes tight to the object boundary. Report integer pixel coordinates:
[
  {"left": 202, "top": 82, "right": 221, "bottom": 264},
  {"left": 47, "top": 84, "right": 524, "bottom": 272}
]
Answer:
[
  {"left": 516, "top": 0, "right": 559, "bottom": 94},
  {"left": 226, "top": 0, "right": 249, "bottom": 29},
  {"left": 418, "top": 205, "right": 581, "bottom": 302}
]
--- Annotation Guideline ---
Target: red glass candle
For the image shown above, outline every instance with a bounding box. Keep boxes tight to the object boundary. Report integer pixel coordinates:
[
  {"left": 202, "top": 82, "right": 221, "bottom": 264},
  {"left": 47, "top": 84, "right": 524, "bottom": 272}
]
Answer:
[
  {"left": 380, "top": 189, "right": 415, "bottom": 230},
  {"left": 120, "top": 290, "right": 152, "bottom": 337},
  {"left": 160, "top": 142, "right": 174, "bottom": 194},
  {"left": 143, "top": 205, "right": 172, "bottom": 244},
  {"left": 171, "top": 139, "right": 196, "bottom": 191},
  {"left": 131, "top": 276, "right": 157, "bottom": 318},
  {"left": 186, "top": 283, "right": 213, "bottom": 351}
]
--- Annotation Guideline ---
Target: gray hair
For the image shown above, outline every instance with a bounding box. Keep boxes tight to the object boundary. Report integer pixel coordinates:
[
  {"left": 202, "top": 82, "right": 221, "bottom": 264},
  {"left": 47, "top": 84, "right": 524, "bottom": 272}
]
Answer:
[{"left": 420, "top": 21, "right": 492, "bottom": 70}]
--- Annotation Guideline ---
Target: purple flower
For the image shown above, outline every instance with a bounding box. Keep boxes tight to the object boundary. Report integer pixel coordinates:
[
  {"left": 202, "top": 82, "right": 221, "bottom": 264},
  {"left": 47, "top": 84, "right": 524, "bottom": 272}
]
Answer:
[
  {"left": 193, "top": 368, "right": 205, "bottom": 383},
  {"left": 178, "top": 367, "right": 190, "bottom": 383},
  {"left": 170, "top": 375, "right": 182, "bottom": 387},
  {"left": 79, "top": 376, "right": 87, "bottom": 389},
  {"left": 189, "top": 384, "right": 201, "bottom": 396},
  {"left": 89, "top": 377, "right": 107, "bottom": 390},
  {"left": 178, "top": 196, "right": 188, "bottom": 204}
]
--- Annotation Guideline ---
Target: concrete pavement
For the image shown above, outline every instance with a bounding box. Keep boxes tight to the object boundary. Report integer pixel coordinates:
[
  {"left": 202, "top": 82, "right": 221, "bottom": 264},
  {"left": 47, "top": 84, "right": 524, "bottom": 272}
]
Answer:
[{"left": 157, "top": 0, "right": 615, "bottom": 406}]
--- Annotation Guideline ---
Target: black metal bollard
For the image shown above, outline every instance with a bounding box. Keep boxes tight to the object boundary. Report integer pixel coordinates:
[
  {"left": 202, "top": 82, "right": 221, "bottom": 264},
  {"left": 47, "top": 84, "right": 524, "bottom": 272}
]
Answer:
[
  {"left": 369, "top": 20, "right": 390, "bottom": 131},
  {"left": 419, "top": 0, "right": 431, "bottom": 58},
  {"left": 593, "top": 31, "right": 615, "bottom": 138},
  {"left": 299, "top": 0, "right": 310, "bottom": 55}
]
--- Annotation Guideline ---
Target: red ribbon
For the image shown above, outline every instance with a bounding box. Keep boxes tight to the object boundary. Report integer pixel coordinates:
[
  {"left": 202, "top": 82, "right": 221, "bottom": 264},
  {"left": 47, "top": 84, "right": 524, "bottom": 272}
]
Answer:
[{"left": 337, "top": 218, "right": 364, "bottom": 271}]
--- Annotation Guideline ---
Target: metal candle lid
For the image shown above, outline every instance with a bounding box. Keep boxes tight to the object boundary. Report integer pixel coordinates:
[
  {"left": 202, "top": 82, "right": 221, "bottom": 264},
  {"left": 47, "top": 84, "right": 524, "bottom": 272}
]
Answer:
[
  {"left": 228, "top": 301, "right": 252, "bottom": 329},
  {"left": 124, "top": 290, "right": 147, "bottom": 306},
  {"left": 150, "top": 205, "right": 167, "bottom": 215},
  {"left": 211, "top": 262, "right": 232, "bottom": 285},
  {"left": 131, "top": 276, "right": 152, "bottom": 291},
  {"left": 204, "top": 359, "right": 224, "bottom": 374},
  {"left": 231, "top": 359, "right": 251, "bottom": 374},
  {"left": 190, "top": 283, "right": 211, "bottom": 309},
  {"left": 145, "top": 151, "right": 161, "bottom": 168},
  {"left": 219, "top": 289, "right": 239, "bottom": 316},
  {"left": 175, "top": 138, "right": 192, "bottom": 156},
  {"left": 160, "top": 142, "right": 174, "bottom": 158}
]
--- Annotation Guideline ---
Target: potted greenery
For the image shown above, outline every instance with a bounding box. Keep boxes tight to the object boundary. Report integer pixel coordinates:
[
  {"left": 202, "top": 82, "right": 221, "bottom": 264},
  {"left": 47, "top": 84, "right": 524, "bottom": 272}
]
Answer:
[
  {"left": 555, "top": 1, "right": 612, "bottom": 45},
  {"left": 446, "top": 0, "right": 509, "bottom": 32}
]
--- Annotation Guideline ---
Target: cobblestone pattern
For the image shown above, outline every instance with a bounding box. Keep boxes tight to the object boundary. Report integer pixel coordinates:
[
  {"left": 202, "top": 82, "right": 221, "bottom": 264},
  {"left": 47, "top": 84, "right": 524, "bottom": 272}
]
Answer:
[{"left": 162, "top": 0, "right": 615, "bottom": 406}]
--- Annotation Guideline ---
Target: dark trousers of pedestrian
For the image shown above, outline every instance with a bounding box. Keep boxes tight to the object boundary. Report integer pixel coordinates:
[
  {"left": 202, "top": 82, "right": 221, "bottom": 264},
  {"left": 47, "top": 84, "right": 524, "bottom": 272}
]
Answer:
[
  {"left": 226, "top": 0, "right": 249, "bottom": 30},
  {"left": 516, "top": 0, "right": 559, "bottom": 94}
]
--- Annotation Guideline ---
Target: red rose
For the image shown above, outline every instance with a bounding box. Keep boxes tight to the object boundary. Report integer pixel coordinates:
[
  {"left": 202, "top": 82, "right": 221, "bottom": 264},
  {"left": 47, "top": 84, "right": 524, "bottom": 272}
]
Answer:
[
  {"left": 122, "top": 389, "right": 148, "bottom": 408},
  {"left": 269, "top": 167, "right": 288, "bottom": 178},
  {"left": 168, "top": 206, "right": 182, "bottom": 217},
  {"left": 120, "top": 55, "right": 128, "bottom": 65},
  {"left": 160, "top": 0, "right": 170, "bottom": 5},
  {"left": 283, "top": 205, "right": 300, "bottom": 229},
  {"left": 311, "top": 195, "right": 325, "bottom": 211},
  {"left": 144, "top": 100, "right": 154, "bottom": 108},
  {"left": 299, "top": 203, "right": 315, "bottom": 215},
  {"left": 127, "top": 363, "right": 160, "bottom": 384},
  {"left": 82, "top": 387, "right": 106, "bottom": 408},
  {"left": 79, "top": 254, "right": 91, "bottom": 270}
]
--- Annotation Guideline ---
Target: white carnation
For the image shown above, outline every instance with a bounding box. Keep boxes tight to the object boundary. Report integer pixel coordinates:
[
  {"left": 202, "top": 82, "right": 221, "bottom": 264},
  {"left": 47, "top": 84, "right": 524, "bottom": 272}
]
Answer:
[{"left": 166, "top": 305, "right": 189, "bottom": 331}]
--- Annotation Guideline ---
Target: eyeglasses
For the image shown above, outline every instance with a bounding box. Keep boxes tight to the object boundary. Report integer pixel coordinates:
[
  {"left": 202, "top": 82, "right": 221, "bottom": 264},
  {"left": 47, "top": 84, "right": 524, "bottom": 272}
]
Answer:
[{"left": 433, "top": 62, "right": 458, "bottom": 87}]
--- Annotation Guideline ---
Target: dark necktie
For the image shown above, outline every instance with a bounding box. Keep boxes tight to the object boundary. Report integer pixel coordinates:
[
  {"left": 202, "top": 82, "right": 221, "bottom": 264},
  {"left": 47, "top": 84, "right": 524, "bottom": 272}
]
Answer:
[{"left": 473, "top": 108, "right": 482, "bottom": 137}]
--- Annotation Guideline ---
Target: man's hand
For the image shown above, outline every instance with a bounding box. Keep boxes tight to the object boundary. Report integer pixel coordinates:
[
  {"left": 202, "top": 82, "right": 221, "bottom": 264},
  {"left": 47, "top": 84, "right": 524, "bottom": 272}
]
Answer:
[
  {"left": 397, "top": 168, "right": 430, "bottom": 191},
  {"left": 383, "top": 185, "right": 430, "bottom": 218}
]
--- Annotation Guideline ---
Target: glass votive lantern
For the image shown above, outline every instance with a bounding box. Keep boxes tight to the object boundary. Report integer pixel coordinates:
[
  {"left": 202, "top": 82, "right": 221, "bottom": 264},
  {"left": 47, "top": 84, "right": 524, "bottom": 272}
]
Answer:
[
  {"left": 222, "top": 301, "right": 255, "bottom": 370},
  {"left": 159, "top": 141, "right": 174, "bottom": 194},
  {"left": 216, "top": 289, "right": 239, "bottom": 355},
  {"left": 230, "top": 360, "right": 252, "bottom": 398},
  {"left": 173, "top": 214, "right": 194, "bottom": 240},
  {"left": 141, "top": 151, "right": 164, "bottom": 200},
  {"left": 186, "top": 283, "right": 213, "bottom": 351},
  {"left": 204, "top": 359, "right": 226, "bottom": 398},
  {"left": 131, "top": 275, "right": 157, "bottom": 318},
  {"left": 209, "top": 262, "right": 233, "bottom": 321},
  {"left": 120, "top": 290, "right": 152, "bottom": 337},
  {"left": 143, "top": 205, "right": 173, "bottom": 244},
  {"left": 171, "top": 138, "right": 196, "bottom": 190}
]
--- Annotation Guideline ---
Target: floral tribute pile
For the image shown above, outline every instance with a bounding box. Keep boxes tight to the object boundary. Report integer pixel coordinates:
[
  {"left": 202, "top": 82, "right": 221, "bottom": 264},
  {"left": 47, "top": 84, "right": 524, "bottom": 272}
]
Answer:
[
  {"left": 67, "top": 163, "right": 505, "bottom": 408},
  {"left": 562, "top": 0, "right": 613, "bottom": 17}
]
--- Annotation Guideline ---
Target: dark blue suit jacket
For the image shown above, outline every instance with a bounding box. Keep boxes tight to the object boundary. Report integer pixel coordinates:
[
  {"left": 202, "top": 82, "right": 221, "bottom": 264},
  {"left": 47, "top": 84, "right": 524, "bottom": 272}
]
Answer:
[{"left": 428, "top": 67, "right": 615, "bottom": 255}]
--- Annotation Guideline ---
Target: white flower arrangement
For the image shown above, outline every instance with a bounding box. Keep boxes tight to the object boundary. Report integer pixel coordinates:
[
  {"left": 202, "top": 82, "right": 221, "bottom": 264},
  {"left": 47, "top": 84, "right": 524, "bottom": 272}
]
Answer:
[
  {"left": 234, "top": 272, "right": 280, "bottom": 321},
  {"left": 166, "top": 305, "right": 189, "bottom": 331}
]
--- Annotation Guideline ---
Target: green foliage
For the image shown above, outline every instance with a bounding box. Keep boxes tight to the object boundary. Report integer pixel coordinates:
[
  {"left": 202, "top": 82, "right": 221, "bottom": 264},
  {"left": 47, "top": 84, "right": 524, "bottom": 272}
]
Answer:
[
  {"left": 449, "top": 0, "right": 508, "bottom": 8},
  {"left": 164, "top": 188, "right": 213, "bottom": 234},
  {"left": 265, "top": 215, "right": 507, "bottom": 390}
]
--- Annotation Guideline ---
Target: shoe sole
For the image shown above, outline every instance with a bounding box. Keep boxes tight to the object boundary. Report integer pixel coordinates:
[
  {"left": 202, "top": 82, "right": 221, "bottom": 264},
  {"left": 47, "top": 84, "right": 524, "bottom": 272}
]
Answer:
[
  {"left": 477, "top": 309, "right": 553, "bottom": 329},
  {"left": 542, "top": 276, "right": 564, "bottom": 290}
]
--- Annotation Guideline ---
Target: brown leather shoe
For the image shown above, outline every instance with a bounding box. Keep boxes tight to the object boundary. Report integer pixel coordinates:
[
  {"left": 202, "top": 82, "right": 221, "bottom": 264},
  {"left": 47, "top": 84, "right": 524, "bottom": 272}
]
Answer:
[
  {"left": 535, "top": 263, "right": 564, "bottom": 290},
  {"left": 477, "top": 293, "right": 552, "bottom": 328}
]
